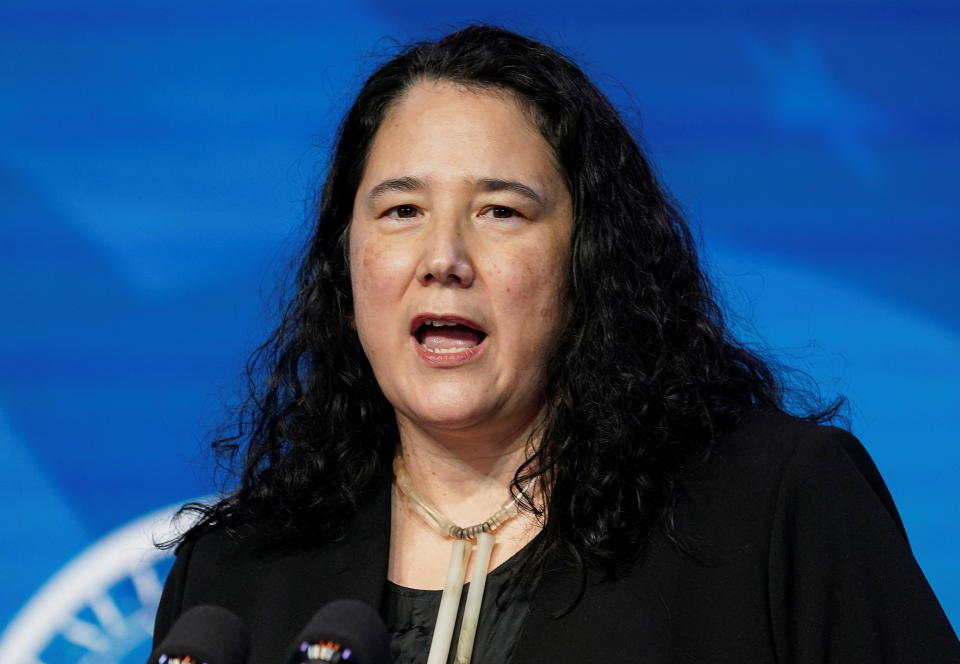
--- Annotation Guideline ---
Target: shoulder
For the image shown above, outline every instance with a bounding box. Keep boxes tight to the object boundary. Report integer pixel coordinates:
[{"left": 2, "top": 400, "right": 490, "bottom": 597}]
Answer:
[
  {"left": 152, "top": 480, "right": 393, "bottom": 660},
  {"left": 680, "top": 411, "right": 874, "bottom": 513},
  {"left": 712, "top": 409, "right": 862, "bottom": 473},
  {"left": 152, "top": 522, "right": 265, "bottom": 649},
  {"left": 721, "top": 418, "right": 960, "bottom": 661},
  {"left": 672, "top": 411, "right": 910, "bottom": 566},
  {"left": 702, "top": 411, "right": 898, "bottom": 521},
  {"left": 716, "top": 411, "right": 906, "bottom": 535},
  {"left": 671, "top": 413, "right": 960, "bottom": 661}
]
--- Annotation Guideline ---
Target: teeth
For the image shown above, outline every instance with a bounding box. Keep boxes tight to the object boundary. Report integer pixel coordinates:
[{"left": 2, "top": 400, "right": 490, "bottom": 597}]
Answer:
[
  {"left": 426, "top": 320, "right": 458, "bottom": 327},
  {"left": 420, "top": 344, "right": 471, "bottom": 354}
]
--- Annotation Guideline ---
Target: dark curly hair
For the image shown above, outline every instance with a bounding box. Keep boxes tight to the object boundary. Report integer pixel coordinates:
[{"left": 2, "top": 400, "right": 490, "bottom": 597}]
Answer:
[{"left": 173, "top": 25, "right": 840, "bottom": 588}]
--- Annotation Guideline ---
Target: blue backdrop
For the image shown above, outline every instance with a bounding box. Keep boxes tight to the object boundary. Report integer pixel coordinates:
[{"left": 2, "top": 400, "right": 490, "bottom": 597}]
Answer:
[{"left": 2, "top": 1, "right": 958, "bottom": 660}]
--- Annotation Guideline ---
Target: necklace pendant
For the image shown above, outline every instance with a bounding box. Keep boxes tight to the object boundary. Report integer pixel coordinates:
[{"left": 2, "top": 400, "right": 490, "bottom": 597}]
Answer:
[
  {"left": 454, "top": 532, "right": 496, "bottom": 664},
  {"left": 426, "top": 539, "right": 469, "bottom": 664}
]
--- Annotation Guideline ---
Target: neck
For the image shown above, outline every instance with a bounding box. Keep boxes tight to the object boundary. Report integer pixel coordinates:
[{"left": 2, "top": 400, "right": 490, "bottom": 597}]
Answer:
[{"left": 394, "top": 411, "right": 542, "bottom": 525}]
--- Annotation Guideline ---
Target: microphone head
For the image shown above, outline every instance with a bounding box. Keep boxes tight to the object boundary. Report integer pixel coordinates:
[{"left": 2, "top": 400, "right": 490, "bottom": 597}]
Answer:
[
  {"left": 149, "top": 605, "right": 249, "bottom": 664},
  {"left": 288, "top": 600, "right": 389, "bottom": 664}
]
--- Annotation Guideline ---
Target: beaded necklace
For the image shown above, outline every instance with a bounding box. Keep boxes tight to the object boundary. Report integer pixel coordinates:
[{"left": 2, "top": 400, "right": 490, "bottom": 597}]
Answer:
[{"left": 392, "top": 454, "right": 537, "bottom": 664}]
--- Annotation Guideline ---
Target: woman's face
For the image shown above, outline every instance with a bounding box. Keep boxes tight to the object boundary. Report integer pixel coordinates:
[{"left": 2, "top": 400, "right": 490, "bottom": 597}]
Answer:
[{"left": 349, "top": 80, "right": 573, "bottom": 440}]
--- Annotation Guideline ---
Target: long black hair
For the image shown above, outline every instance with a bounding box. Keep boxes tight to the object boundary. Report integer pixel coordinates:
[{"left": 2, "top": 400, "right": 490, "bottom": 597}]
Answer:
[{"left": 173, "top": 25, "right": 840, "bottom": 580}]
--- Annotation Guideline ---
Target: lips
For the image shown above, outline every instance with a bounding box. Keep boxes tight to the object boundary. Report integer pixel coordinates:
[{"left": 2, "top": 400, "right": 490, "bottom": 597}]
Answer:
[{"left": 410, "top": 314, "right": 488, "bottom": 363}]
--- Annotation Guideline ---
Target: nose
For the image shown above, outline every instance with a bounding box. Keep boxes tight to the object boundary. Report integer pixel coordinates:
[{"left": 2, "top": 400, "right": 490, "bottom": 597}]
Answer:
[{"left": 417, "top": 217, "right": 475, "bottom": 287}]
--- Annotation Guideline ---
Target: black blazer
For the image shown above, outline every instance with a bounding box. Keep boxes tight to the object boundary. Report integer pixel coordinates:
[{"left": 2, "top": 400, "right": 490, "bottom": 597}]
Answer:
[{"left": 153, "top": 413, "right": 960, "bottom": 663}]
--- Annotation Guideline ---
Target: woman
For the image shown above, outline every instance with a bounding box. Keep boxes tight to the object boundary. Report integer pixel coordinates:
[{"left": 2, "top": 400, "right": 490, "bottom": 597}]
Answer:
[{"left": 154, "top": 25, "right": 960, "bottom": 663}]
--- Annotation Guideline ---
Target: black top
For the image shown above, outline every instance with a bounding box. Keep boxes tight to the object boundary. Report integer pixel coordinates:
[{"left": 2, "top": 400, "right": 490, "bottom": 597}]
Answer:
[
  {"left": 383, "top": 542, "right": 534, "bottom": 664},
  {"left": 153, "top": 412, "right": 960, "bottom": 663}
]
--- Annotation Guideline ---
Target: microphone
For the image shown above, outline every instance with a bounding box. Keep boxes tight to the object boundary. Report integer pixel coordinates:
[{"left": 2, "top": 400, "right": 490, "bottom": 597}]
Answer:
[
  {"left": 148, "top": 605, "right": 249, "bottom": 664},
  {"left": 287, "top": 600, "right": 389, "bottom": 664}
]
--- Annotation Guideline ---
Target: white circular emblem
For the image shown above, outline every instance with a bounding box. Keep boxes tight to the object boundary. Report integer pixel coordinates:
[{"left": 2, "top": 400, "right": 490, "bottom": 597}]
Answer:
[{"left": 0, "top": 501, "right": 205, "bottom": 663}]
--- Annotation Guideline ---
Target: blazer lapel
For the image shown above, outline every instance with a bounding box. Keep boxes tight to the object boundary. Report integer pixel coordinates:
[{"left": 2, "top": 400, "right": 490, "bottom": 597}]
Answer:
[
  {"left": 307, "top": 475, "right": 393, "bottom": 611},
  {"left": 510, "top": 553, "right": 586, "bottom": 662}
]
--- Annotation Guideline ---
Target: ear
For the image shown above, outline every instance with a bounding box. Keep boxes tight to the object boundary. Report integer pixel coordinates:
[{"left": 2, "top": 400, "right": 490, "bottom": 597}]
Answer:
[{"left": 348, "top": 313, "right": 357, "bottom": 331}]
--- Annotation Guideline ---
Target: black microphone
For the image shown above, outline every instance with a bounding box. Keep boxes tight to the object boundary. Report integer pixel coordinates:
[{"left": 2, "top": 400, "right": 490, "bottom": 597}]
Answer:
[
  {"left": 287, "top": 600, "right": 390, "bottom": 664},
  {"left": 148, "top": 605, "right": 249, "bottom": 664}
]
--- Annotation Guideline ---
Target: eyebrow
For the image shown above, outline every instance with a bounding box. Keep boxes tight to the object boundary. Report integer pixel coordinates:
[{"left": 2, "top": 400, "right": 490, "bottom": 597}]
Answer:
[
  {"left": 366, "top": 176, "right": 426, "bottom": 203},
  {"left": 364, "top": 176, "right": 546, "bottom": 207},
  {"left": 476, "top": 178, "right": 545, "bottom": 206}
]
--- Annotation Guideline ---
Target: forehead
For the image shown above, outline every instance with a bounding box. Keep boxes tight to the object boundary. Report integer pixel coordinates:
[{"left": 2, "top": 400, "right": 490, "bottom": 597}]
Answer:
[{"left": 360, "top": 80, "right": 562, "bottom": 190}]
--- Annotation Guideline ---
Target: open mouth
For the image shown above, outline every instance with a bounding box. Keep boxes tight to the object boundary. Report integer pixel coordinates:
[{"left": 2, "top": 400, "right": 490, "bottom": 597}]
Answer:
[{"left": 411, "top": 315, "right": 488, "bottom": 354}]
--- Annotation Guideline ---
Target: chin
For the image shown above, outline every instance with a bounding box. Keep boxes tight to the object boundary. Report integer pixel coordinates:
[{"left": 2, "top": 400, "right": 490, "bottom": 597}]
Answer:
[
  {"left": 391, "top": 389, "right": 508, "bottom": 433},
  {"left": 394, "top": 390, "right": 543, "bottom": 442},
  {"left": 402, "top": 401, "right": 492, "bottom": 432}
]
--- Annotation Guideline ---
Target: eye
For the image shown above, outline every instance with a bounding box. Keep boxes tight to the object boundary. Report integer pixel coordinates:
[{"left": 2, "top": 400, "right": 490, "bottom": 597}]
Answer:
[
  {"left": 481, "top": 205, "right": 522, "bottom": 220},
  {"left": 385, "top": 204, "right": 419, "bottom": 219}
]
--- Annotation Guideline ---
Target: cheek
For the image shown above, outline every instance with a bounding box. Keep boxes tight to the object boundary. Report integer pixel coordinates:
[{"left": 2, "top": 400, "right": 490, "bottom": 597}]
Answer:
[
  {"left": 350, "top": 237, "right": 392, "bottom": 323},
  {"left": 496, "top": 244, "right": 569, "bottom": 340}
]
